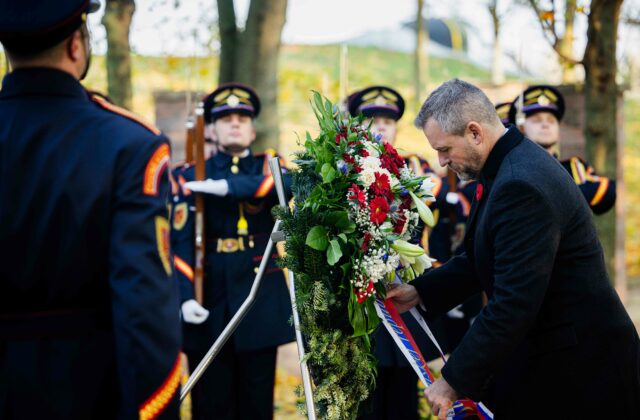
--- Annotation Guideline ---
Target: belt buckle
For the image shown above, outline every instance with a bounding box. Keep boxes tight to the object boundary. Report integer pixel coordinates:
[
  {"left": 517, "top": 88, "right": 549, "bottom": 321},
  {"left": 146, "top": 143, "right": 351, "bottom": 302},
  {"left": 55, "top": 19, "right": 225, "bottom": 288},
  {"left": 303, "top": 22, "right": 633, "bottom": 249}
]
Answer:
[{"left": 221, "top": 238, "right": 239, "bottom": 253}]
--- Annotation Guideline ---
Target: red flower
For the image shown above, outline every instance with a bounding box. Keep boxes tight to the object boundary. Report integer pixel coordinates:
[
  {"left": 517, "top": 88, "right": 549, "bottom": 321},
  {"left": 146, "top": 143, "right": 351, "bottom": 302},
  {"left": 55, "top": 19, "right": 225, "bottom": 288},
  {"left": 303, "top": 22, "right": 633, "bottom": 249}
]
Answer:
[
  {"left": 371, "top": 172, "right": 393, "bottom": 199},
  {"left": 394, "top": 215, "right": 407, "bottom": 234},
  {"left": 380, "top": 142, "right": 405, "bottom": 177},
  {"left": 369, "top": 196, "right": 389, "bottom": 225},
  {"left": 335, "top": 132, "right": 347, "bottom": 144},
  {"left": 361, "top": 232, "right": 372, "bottom": 252},
  {"left": 475, "top": 183, "right": 484, "bottom": 201},
  {"left": 356, "top": 280, "right": 376, "bottom": 304},
  {"left": 348, "top": 183, "right": 367, "bottom": 206},
  {"left": 343, "top": 153, "right": 355, "bottom": 164},
  {"left": 360, "top": 148, "right": 369, "bottom": 158}
]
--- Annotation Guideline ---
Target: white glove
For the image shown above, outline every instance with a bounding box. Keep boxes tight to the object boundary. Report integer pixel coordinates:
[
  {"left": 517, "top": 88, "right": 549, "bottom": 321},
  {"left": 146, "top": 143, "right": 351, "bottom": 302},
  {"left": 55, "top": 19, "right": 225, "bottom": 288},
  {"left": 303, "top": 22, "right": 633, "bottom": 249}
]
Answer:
[
  {"left": 184, "top": 179, "right": 229, "bottom": 196},
  {"left": 181, "top": 299, "right": 210, "bottom": 324},
  {"left": 445, "top": 192, "right": 460, "bottom": 205},
  {"left": 446, "top": 304, "right": 465, "bottom": 319}
]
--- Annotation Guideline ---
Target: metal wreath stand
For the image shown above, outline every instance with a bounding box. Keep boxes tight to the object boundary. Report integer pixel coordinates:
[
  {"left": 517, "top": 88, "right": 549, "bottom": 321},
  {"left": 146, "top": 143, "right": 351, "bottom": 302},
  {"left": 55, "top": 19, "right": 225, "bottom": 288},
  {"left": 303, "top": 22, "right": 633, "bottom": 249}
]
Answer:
[{"left": 180, "top": 157, "right": 317, "bottom": 419}]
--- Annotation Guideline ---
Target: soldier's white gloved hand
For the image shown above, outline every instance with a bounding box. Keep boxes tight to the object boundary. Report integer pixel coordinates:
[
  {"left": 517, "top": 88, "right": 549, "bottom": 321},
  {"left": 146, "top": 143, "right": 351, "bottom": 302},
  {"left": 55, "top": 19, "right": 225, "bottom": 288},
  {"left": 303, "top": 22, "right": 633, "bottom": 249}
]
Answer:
[
  {"left": 445, "top": 192, "right": 460, "bottom": 205},
  {"left": 181, "top": 299, "right": 210, "bottom": 324},
  {"left": 184, "top": 179, "right": 229, "bottom": 196}
]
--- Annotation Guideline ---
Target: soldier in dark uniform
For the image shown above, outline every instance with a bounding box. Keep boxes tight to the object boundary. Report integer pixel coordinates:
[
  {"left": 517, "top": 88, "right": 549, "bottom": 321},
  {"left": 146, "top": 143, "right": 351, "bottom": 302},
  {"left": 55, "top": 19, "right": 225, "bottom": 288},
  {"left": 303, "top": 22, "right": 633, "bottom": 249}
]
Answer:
[
  {"left": 494, "top": 101, "right": 511, "bottom": 127},
  {"left": 0, "top": 1, "right": 182, "bottom": 419},
  {"left": 170, "top": 83, "right": 294, "bottom": 420},
  {"left": 508, "top": 85, "right": 616, "bottom": 214},
  {"left": 348, "top": 86, "right": 466, "bottom": 420}
]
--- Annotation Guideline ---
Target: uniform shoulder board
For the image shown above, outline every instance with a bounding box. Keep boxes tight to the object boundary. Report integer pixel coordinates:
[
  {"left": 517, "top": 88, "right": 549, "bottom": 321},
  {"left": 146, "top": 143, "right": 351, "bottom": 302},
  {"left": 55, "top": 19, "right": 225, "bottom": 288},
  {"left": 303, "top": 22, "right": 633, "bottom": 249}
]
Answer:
[
  {"left": 91, "top": 94, "right": 161, "bottom": 136},
  {"left": 257, "top": 148, "right": 280, "bottom": 174}
]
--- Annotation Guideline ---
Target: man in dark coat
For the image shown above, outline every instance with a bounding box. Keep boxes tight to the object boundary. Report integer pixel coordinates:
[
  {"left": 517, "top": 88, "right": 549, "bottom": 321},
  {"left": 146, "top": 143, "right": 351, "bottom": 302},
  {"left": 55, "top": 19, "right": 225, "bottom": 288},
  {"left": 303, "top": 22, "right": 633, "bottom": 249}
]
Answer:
[
  {"left": 388, "top": 79, "right": 640, "bottom": 419},
  {"left": 0, "top": 1, "right": 182, "bottom": 419}
]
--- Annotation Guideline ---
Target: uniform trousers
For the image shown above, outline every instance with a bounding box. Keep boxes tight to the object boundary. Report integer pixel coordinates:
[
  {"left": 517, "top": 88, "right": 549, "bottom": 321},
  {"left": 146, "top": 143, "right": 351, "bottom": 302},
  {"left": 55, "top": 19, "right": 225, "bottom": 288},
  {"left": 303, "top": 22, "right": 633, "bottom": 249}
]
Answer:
[{"left": 186, "top": 344, "right": 277, "bottom": 420}]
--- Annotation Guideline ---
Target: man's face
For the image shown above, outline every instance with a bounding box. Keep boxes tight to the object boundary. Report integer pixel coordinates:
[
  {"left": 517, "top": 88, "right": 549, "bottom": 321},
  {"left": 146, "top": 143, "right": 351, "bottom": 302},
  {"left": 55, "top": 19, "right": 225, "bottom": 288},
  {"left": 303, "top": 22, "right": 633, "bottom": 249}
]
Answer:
[
  {"left": 366, "top": 116, "right": 398, "bottom": 144},
  {"left": 521, "top": 111, "right": 559, "bottom": 149},
  {"left": 211, "top": 113, "right": 256, "bottom": 154},
  {"left": 423, "top": 119, "right": 483, "bottom": 181}
]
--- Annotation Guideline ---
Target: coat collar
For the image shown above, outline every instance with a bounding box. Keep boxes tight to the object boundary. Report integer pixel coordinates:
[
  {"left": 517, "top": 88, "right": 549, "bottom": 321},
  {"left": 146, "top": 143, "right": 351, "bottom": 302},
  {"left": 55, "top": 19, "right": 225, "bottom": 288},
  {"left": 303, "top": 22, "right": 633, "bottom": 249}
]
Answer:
[
  {"left": 480, "top": 125, "right": 524, "bottom": 180},
  {"left": 213, "top": 149, "right": 253, "bottom": 169},
  {"left": 0, "top": 67, "right": 89, "bottom": 101}
]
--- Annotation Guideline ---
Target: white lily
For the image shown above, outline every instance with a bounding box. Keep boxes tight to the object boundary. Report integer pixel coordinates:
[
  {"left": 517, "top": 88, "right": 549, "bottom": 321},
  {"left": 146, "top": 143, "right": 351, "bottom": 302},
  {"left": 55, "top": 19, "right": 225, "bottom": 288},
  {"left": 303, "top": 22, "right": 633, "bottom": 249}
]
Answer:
[
  {"left": 391, "top": 239, "right": 425, "bottom": 257},
  {"left": 409, "top": 191, "right": 435, "bottom": 227}
]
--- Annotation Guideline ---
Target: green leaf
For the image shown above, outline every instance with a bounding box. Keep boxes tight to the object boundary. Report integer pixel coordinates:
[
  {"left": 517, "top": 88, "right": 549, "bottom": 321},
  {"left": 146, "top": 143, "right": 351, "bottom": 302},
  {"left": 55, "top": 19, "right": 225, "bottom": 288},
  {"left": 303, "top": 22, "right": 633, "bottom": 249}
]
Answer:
[
  {"left": 320, "top": 163, "right": 336, "bottom": 184},
  {"left": 340, "top": 261, "right": 352, "bottom": 276},
  {"left": 326, "top": 239, "right": 343, "bottom": 265},
  {"left": 338, "top": 233, "right": 348, "bottom": 243},
  {"left": 305, "top": 226, "right": 329, "bottom": 251},
  {"left": 349, "top": 290, "right": 367, "bottom": 337},
  {"left": 343, "top": 222, "right": 356, "bottom": 234}
]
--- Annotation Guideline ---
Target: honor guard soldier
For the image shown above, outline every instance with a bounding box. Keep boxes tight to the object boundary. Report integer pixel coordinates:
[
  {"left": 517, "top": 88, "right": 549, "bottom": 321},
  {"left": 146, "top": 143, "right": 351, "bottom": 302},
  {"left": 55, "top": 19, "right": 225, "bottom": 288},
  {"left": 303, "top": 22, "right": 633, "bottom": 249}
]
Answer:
[
  {"left": 509, "top": 85, "right": 616, "bottom": 214},
  {"left": 494, "top": 102, "right": 511, "bottom": 127},
  {"left": 348, "top": 85, "right": 469, "bottom": 420},
  {"left": 0, "top": 1, "right": 182, "bottom": 419},
  {"left": 170, "top": 83, "right": 295, "bottom": 420}
]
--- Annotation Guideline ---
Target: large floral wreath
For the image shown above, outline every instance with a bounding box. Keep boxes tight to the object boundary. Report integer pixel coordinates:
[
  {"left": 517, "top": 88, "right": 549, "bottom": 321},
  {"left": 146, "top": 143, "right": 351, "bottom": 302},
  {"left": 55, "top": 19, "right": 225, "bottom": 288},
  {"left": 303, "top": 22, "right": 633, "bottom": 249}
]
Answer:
[{"left": 276, "top": 93, "right": 435, "bottom": 419}]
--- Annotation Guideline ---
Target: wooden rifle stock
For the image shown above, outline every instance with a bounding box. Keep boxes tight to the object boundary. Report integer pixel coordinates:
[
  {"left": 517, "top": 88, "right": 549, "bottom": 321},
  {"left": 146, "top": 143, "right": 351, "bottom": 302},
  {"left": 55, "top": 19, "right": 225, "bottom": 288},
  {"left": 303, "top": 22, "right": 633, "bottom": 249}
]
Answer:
[
  {"left": 185, "top": 118, "right": 195, "bottom": 163},
  {"left": 193, "top": 104, "right": 206, "bottom": 305}
]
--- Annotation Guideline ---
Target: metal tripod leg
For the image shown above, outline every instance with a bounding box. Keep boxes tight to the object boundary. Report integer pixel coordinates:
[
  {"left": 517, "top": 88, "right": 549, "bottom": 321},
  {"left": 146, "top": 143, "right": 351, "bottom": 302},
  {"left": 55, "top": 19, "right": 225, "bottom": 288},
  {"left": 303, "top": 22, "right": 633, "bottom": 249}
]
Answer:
[
  {"left": 268, "top": 157, "right": 316, "bottom": 419},
  {"left": 180, "top": 219, "right": 281, "bottom": 400}
]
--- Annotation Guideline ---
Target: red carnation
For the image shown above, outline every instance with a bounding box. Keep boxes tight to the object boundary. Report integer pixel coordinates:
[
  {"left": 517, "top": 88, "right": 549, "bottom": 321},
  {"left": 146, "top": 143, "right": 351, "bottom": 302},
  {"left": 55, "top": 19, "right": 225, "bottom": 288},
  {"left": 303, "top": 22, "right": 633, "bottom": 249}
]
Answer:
[
  {"left": 361, "top": 232, "right": 372, "bottom": 252},
  {"left": 356, "top": 280, "right": 376, "bottom": 304},
  {"left": 394, "top": 215, "right": 407, "bottom": 234},
  {"left": 343, "top": 153, "right": 355, "bottom": 164},
  {"left": 360, "top": 148, "right": 369, "bottom": 158},
  {"left": 348, "top": 183, "right": 367, "bottom": 207},
  {"left": 371, "top": 172, "right": 392, "bottom": 198},
  {"left": 369, "top": 196, "right": 389, "bottom": 225},
  {"left": 335, "top": 132, "right": 347, "bottom": 144}
]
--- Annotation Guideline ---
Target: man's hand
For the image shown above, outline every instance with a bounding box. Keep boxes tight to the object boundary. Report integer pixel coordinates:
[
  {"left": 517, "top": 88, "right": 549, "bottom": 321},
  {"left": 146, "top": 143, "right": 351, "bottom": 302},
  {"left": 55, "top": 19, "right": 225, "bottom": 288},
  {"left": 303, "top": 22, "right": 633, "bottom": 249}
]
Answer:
[
  {"left": 385, "top": 283, "right": 421, "bottom": 313},
  {"left": 181, "top": 299, "right": 210, "bottom": 324},
  {"left": 425, "top": 377, "right": 460, "bottom": 419},
  {"left": 184, "top": 179, "right": 229, "bottom": 196}
]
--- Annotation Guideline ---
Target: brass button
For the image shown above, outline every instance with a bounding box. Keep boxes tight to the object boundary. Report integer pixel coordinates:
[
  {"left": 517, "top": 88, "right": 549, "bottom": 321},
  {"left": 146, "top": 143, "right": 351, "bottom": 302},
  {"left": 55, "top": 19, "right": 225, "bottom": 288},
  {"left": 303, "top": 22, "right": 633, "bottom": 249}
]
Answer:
[
  {"left": 231, "top": 165, "right": 239, "bottom": 174},
  {"left": 232, "top": 156, "right": 240, "bottom": 164}
]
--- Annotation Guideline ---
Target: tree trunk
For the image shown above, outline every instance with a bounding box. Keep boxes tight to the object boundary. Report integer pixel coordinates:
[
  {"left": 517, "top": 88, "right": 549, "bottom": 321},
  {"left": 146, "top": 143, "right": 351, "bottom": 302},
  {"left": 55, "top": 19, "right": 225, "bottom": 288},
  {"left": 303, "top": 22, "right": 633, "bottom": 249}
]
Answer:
[
  {"left": 217, "top": 0, "right": 237, "bottom": 84},
  {"left": 583, "top": 0, "right": 623, "bottom": 281},
  {"left": 102, "top": 0, "right": 135, "bottom": 109},
  {"left": 235, "top": 0, "right": 288, "bottom": 152},
  {"left": 489, "top": 0, "right": 504, "bottom": 86},
  {"left": 560, "top": 0, "right": 577, "bottom": 83},
  {"left": 414, "top": 0, "right": 428, "bottom": 107}
]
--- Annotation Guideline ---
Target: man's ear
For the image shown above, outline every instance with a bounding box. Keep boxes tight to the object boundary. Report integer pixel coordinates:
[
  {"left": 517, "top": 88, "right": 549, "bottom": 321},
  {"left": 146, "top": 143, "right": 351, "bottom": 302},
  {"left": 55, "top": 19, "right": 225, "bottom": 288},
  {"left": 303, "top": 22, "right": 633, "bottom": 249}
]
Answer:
[
  {"left": 467, "top": 121, "right": 483, "bottom": 145},
  {"left": 66, "top": 30, "right": 83, "bottom": 62}
]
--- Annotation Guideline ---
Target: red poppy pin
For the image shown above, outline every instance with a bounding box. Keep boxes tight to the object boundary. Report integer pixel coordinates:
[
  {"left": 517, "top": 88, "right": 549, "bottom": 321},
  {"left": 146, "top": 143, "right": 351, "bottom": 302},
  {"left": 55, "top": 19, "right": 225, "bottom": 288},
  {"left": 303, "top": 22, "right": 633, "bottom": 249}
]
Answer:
[{"left": 476, "top": 183, "right": 484, "bottom": 201}]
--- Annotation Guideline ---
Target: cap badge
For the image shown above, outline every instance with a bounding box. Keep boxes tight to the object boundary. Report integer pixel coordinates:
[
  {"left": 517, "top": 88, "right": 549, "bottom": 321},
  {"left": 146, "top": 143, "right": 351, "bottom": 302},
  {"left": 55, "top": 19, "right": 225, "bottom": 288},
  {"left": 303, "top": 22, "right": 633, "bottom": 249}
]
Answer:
[
  {"left": 227, "top": 94, "right": 240, "bottom": 108},
  {"left": 374, "top": 95, "right": 387, "bottom": 106},
  {"left": 538, "top": 95, "right": 550, "bottom": 106}
]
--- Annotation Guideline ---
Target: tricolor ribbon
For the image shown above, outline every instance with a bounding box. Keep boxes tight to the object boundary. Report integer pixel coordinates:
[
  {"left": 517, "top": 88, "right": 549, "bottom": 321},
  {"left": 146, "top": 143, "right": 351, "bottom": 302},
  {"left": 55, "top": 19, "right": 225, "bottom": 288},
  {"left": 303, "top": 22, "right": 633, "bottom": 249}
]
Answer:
[{"left": 374, "top": 297, "right": 494, "bottom": 420}]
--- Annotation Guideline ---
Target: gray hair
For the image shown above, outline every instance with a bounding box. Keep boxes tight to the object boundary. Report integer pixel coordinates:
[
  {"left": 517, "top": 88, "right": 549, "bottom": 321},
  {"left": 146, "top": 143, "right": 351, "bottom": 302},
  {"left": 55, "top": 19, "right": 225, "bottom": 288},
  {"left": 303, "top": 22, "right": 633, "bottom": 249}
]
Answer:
[{"left": 414, "top": 78, "right": 502, "bottom": 136}]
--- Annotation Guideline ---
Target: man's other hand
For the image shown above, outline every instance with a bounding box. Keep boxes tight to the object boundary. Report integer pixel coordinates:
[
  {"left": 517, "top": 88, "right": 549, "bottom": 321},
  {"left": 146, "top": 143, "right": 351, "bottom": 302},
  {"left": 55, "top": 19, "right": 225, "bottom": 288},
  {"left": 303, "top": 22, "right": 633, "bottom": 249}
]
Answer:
[
  {"left": 425, "top": 377, "right": 460, "bottom": 419},
  {"left": 385, "top": 283, "right": 421, "bottom": 313}
]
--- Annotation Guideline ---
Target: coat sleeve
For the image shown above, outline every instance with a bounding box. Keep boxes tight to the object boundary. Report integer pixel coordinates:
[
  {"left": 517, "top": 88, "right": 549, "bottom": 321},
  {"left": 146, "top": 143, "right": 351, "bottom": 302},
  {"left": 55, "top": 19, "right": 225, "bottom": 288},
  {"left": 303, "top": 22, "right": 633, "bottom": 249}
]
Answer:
[
  {"left": 226, "top": 172, "right": 293, "bottom": 201},
  {"left": 170, "top": 167, "right": 196, "bottom": 303},
  {"left": 412, "top": 252, "right": 482, "bottom": 320},
  {"left": 109, "top": 136, "right": 182, "bottom": 420},
  {"left": 226, "top": 154, "right": 292, "bottom": 201},
  {"left": 568, "top": 157, "right": 616, "bottom": 214},
  {"left": 440, "top": 180, "right": 560, "bottom": 401}
]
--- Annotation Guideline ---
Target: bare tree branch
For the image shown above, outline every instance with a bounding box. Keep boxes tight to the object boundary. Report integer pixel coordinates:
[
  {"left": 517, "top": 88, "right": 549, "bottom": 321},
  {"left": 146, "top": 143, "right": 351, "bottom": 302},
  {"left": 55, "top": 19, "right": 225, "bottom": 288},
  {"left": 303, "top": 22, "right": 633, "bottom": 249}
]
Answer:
[{"left": 526, "top": 0, "right": 583, "bottom": 65}]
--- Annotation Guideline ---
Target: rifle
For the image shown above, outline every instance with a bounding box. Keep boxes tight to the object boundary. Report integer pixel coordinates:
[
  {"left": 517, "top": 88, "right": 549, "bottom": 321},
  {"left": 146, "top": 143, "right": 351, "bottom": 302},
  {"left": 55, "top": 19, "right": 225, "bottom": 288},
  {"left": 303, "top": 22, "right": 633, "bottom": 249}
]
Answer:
[
  {"left": 185, "top": 118, "right": 195, "bottom": 163},
  {"left": 193, "top": 104, "right": 206, "bottom": 305}
]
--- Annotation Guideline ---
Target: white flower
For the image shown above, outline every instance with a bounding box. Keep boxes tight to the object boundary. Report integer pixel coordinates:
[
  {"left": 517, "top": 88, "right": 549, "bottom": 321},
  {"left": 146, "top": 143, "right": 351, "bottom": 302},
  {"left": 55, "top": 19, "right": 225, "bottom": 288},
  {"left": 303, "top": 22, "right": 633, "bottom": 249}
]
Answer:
[{"left": 364, "top": 141, "right": 380, "bottom": 158}]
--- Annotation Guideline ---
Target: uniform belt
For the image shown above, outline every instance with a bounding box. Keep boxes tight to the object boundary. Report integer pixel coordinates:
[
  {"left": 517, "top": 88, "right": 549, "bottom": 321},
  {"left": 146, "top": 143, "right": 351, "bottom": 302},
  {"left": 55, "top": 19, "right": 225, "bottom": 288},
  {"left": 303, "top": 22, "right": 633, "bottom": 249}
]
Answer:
[
  {"left": 215, "top": 236, "right": 259, "bottom": 253},
  {"left": 0, "top": 309, "right": 109, "bottom": 340}
]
